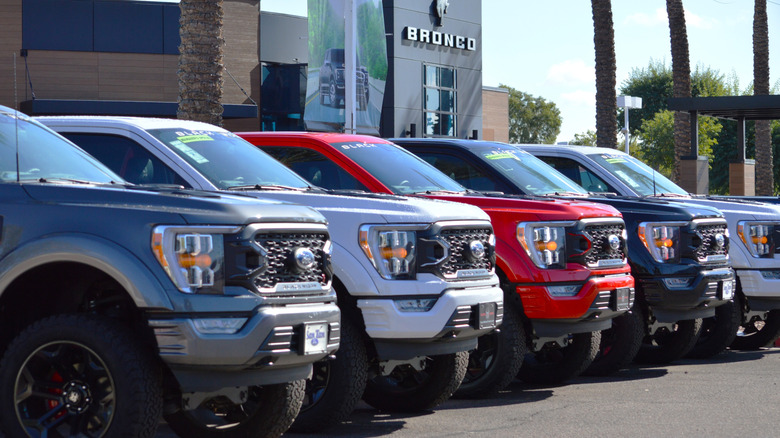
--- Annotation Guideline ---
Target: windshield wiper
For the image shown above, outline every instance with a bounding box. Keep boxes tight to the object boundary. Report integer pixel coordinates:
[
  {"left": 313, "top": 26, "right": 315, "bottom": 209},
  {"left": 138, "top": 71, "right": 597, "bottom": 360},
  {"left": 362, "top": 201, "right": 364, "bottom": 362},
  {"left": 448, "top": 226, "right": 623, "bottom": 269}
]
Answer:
[
  {"left": 411, "top": 189, "right": 466, "bottom": 195},
  {"left": 649, "top": 192, "right": 689, "bottom": 198},
  {"left": 227, "top": 184, "right": 307, "bottom": 191},
  {"left": 546, "top": 191, "right": 588, "bottom": 197},
  {"left": 24, "top": 177, "right": 96, "bottom": 185}
]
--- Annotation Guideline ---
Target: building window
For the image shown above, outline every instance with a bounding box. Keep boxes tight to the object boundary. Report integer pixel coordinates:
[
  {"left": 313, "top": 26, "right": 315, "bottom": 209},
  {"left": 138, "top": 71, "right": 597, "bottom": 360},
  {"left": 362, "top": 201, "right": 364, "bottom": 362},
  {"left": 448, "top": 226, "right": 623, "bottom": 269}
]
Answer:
[
  {"left": 423, "top": 65, "right": 457, "bottom": 137},
  {"left": 261, "top": 63, "right": 307, "bottom": 131}
]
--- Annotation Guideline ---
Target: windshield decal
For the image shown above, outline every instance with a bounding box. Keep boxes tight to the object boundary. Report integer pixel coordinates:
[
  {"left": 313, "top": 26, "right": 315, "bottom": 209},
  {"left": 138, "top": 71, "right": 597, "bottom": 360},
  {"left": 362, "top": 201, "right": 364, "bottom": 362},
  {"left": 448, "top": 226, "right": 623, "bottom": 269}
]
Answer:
[
  {"left": 170, "top": 140, "right": 209, "bottom": 164},
  {"left": 485, "top": 151, "right": 518, "bottom": 160},
  {"left": 177, "top": 134, "right": 214, "bottom": 144},
  {"left": 340, "top": 143, "right": 379, "bottom": 150}
]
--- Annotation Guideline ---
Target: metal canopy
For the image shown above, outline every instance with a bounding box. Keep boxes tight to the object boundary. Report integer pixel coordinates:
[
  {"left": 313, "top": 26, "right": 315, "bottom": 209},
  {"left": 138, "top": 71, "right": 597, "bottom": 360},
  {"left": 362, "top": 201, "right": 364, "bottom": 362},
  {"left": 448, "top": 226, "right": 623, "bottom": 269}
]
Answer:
[{"left": 668, "top": 95, "right": 780, "bottom": 121}]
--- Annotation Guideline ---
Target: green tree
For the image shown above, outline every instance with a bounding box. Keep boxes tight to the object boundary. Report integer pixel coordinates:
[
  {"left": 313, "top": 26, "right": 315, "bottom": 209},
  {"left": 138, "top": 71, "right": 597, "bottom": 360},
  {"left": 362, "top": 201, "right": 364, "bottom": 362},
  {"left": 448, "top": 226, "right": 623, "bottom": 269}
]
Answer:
[
  {"left": 569, "top": 130, "right": 597, "bottom": 146},
  {"left": 499, "top": 84, "right": 561, "bottom": 144},
  {"left": 638, "top": 110, "right": 720, "bottom": 179}
]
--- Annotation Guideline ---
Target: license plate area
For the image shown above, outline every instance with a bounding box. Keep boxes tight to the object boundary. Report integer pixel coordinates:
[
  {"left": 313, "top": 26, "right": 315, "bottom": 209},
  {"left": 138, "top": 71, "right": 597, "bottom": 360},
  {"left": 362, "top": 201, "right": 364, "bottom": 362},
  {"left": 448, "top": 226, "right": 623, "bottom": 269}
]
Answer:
[
  {"left": 478, "top": 302, "right": 497, "bottom": 330},
  {"left": 302, "top": 323, "right": 329, "bottom": 355},
  {"left": 613, "top": 288, "right": 631, "bottom": 311}
]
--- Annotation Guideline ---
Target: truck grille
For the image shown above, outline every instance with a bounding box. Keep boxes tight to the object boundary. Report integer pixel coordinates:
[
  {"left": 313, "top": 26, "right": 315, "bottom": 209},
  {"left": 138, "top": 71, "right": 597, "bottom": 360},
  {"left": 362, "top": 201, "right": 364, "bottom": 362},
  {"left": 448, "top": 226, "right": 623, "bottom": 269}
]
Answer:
[
  {"left": 252, "top": 232, "right": 330, "bottom": 291},
  {"left": 439, "top": 227, "right": 494, "bottom": 277},
  {"left": 694, "top": 223, "right": 729, "bottom": 262},
  {"left": 582, "top": 222, "right": 626, "bottom": 268}
]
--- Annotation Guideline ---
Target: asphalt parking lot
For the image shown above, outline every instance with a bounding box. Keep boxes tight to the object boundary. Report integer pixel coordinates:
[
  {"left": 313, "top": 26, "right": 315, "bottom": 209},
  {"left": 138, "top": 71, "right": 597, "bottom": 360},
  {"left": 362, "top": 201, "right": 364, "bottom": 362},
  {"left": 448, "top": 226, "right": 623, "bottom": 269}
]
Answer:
[{"left": 154, "top": 347, "right": 780, "bottom": 438}]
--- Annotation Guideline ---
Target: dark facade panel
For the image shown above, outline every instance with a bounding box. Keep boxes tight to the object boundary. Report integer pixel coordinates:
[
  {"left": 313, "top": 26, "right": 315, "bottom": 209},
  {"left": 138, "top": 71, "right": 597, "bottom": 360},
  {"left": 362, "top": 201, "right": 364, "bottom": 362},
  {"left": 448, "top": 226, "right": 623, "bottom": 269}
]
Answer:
[
  {"left": 94, "top": 1, "right": 163, "bottom": 53},
  {"left": 162, "top": 4, "right": 181, "bottom": 55},
  {"left": 22, "top": 0, "right": 94, "bottom": 51}
]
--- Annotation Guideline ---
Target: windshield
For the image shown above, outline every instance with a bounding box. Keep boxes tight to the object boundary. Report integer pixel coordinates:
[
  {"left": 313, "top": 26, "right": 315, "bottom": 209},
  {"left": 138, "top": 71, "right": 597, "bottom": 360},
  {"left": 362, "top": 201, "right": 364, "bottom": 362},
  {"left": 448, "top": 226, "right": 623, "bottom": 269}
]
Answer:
[
  {"left": 334, "top": 141, "right": 467, "bottom": 194},
  {"left": 588, "top": 152, "right": 688, "bottom": 196},
  {"left": 479, "top": 148, "right": 587, "bottom": 195},
  {"left": 147, "top": 128, "right": 311, "bottom": 190},
  {"left": 1, "top": 111, "right": 119, "bottom": 184}
]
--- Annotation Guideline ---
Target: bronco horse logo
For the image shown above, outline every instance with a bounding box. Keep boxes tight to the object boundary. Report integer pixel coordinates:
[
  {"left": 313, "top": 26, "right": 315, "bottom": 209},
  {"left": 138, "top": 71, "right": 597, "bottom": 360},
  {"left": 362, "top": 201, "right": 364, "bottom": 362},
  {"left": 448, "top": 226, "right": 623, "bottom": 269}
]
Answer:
[{"left": 434, "top": 0, "right": 449, "bottom": 26}]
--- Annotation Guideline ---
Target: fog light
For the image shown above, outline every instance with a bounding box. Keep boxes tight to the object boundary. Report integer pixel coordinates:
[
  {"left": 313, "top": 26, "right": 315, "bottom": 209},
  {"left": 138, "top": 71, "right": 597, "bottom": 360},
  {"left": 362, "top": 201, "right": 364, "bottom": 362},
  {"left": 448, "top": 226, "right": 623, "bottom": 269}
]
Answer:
[
  {"left": 663, "top": 277, "right": 693, "bottom": 289},
  {"left": 547, "top": 285, "right": 580, "bottom": 297},
  {"left": 193, "top": 318, "right": 247, "bottom": 334},
  {"left": 395, "top": 298, "right": 437, "bottom": 312},
  {"left": 721, "top": 280, "right": 735, "bottom": 300}
]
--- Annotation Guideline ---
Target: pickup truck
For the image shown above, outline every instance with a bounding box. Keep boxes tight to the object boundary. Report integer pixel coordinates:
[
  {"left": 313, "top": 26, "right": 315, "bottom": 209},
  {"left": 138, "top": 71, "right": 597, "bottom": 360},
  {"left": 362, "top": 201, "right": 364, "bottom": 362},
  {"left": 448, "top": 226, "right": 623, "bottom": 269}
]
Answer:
[
  {"left": 38, "top": 116, "right": 504, "bottom": 430},
  {"left": 237, "top": 132, "right": 637, "bottom": 390},
  {"left": 522, "top": 144, "right": 779, "bottom": 351},
  {"left": 394, "top": 139, "right": 737, "bottom": 368},
  {"left": 0, "top": 105, "right": 341, "bottom": 438}
]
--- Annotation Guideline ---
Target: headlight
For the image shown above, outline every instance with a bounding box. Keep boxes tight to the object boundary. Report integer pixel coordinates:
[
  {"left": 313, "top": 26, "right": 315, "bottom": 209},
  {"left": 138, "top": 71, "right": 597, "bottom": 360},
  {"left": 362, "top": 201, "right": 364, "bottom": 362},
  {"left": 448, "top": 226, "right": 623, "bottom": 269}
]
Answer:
[
  {"left": 152, "top": 225, "right": 239, "bottom": 294},
  {"left": 737, "top": 221, "right": 775, "bottom": 258},
  {"left": 517, "top": 222, "right": 574, "bottom": 269},
  {"left": 638, "top": 222, "right": 685, "bottom": 263},
  {"left": 359, "top": 225, "right": 417, "bottom": 279}
]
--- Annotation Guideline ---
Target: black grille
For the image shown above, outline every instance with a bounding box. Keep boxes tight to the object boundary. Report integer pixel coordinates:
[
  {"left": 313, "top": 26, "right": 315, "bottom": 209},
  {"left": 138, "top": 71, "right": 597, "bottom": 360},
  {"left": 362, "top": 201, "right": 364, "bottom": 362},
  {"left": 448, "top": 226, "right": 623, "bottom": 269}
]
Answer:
[
  {"left": 694, "top": 223, "right": 729, "bottom": 260},
  {"left": 252, "top": 232, "right": 329, "bottom": 290},
  {"left": 438, "top": 227, "right": 494, "bottom": 277},
  {"left": 582, "top": 223, "right": 626, "bottom": 266}
]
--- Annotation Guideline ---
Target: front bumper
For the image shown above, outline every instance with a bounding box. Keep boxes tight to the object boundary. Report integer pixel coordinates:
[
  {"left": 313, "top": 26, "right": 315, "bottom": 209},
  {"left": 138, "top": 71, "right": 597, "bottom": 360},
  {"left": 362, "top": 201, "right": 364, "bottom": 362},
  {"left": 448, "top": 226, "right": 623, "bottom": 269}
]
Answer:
[
  {"left": 735, "top": 268, "right": 780, "bottom": 311},
  {"left": 148, "top": 301, "right": 340, "bottom": 392},
  {"left": 638, "top": 267, "right": 735, "bottom": 322},
  {"left": 357, "top": 282, "right": 504, "bottom": 360}
]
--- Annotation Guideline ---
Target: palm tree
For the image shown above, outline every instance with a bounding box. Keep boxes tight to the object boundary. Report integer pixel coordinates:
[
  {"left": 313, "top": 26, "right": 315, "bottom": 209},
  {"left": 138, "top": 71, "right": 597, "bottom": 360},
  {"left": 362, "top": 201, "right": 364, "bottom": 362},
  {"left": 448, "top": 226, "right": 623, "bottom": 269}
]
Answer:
[
  {"left": 591, "top": 0, "right": 617, "bottom": 149},
  {"left": 177, "top": 0, "right": 224, "bottom": 126},
  {"left": 753, "top": 0, "right": 772, "bottom": 195},
  {"left": 666, "top": 0, "right": 691, "bottom": 183}
]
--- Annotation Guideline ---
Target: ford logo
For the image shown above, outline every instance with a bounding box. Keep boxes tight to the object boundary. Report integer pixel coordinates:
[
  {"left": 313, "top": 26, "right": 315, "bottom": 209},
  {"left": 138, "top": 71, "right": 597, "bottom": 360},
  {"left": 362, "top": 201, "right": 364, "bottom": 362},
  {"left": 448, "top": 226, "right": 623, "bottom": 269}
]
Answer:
[
  {"left": 608, "top": 235, "right": 621, "bottom": 251},
  {"left": 294, "top": 248, "right": 316, "bottom": 271},
  {"left": 469, "top": 240, "right": 486, "bottom": 260},
  {"left": 715, "top": 233, "right": 725, "bottom": 248}
]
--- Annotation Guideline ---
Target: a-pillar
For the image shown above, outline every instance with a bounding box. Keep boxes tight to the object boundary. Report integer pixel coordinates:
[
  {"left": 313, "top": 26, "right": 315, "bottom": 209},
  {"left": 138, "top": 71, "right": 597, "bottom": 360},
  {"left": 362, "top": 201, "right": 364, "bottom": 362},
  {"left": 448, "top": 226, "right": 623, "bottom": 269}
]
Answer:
[{"left": 729, "top": 117, "right": 755, "bottom": 195}]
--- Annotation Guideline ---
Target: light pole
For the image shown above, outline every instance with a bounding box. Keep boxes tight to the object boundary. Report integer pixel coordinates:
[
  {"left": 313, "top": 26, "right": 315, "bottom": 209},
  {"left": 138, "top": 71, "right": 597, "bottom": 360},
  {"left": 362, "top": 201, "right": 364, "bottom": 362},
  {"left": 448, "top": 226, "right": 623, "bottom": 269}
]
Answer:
[{"left": 617, "top": 95, "right": 642, "bottom": 154}]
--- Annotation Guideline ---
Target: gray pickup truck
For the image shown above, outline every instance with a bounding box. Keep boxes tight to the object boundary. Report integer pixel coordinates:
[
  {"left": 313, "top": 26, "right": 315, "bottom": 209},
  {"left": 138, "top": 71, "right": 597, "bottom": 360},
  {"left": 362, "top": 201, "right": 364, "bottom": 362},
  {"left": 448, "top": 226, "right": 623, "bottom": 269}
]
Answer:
[{"left": 0, "top": 105, "right": 340, "bottom": 438}]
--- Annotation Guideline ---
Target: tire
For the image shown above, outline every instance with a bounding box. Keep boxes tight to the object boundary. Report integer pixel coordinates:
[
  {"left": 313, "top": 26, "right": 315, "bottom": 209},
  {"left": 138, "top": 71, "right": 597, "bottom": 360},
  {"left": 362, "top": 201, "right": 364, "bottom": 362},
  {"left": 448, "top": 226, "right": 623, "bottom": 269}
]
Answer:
[
  {"left": 584, "top": 308, "right": 644, "bottom": 376},
  {"left": 0, "top": 314, "right": 162, "bottom": 438},
  {"left": 456, "top": 307, "right": 526, "bottom": 398},
  {"left": 362, "top": 351, "right": 468, "bottom": 412},
  {"left": 687, "top": 295, "right": 741, "bottom": 359},
  {"left": 517, "top": 330, "right": 601, "bottom": 385},
  {"left": 731, "top": 308, "right": 780, "bottom": 350},
  {"left": 634, "top": 318, "right": 702, "bottom": 364},
  {"left": 164, "top": 380, "right": 304, "bottom": 438},
  {"left": 290, "top": 319, "right": 368, "bottom": 432}
]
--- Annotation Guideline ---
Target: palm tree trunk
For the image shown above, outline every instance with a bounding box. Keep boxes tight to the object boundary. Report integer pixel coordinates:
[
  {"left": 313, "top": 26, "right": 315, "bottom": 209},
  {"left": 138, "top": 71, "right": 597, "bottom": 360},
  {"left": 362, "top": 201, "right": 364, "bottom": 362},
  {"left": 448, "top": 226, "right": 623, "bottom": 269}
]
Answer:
[
  {"left": 178, "top": 0, "right": 225, "bottom": 126},
  {"left": 754, "top": 0, "right": 772, "bottom": 195},
  {"left": 666, "top": 0, "right": 691, "bottom": 183},
  {"left": 591, "top": 0, "right": 617, "bottom": 149}
]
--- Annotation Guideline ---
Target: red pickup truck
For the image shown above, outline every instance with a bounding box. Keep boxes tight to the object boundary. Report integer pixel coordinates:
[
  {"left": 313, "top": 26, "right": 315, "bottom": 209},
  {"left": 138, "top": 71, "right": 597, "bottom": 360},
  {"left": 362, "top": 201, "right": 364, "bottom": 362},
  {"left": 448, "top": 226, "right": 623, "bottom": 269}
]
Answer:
[{"left": 239, "top": 132, "right": 636, "bottom": 395}]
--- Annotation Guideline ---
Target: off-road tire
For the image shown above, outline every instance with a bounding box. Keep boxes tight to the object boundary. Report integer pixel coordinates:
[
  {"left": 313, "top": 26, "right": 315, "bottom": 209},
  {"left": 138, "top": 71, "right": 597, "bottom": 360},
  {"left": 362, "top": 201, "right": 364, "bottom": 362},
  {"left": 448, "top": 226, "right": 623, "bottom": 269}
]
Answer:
[
  {"left": 290, "top": 319, "right": 368, "bottom": 432},
  {"left": 634, "top": 318, "right": 702, "bottom": 364},
  {"left": 687, "top": 295, "right": 741, "bottom": 358},
  {"left": 731, "top": 309, "right": 780, "bottom": 350},
  {"left": 164, "top": 380, "right": 304, "bottom": 438},
  {"left": 0, "top": 314, "right": 162, "bottom": 438},
  {"left": 584, "top": 308, "right": 644, "bottom": 376},
  {"left": 362, "top": 351, "right": 468, "bottom": 412},
  {"left": 456, "top": 308, "right": 526, "bottom": 398},
  {"left": 517, "top": 331, "right": 601, "bottom": 385}
]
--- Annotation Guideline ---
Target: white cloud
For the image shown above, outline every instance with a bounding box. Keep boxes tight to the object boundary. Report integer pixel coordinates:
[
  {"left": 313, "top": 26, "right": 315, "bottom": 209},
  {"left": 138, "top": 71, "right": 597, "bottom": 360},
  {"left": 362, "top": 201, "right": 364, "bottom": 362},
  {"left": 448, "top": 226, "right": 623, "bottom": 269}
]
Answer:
[
  {"left": 546, "top": 60, "right": 594, "bottom": 86},
  {"left": 624, "top": 8, "right": 667, "bottom": 27},
  {"left": 684, "top": 10, "right": 717, "bottom": 30},
  {"left": 560, "top": 90, "right": 596, "bottom": 108}
]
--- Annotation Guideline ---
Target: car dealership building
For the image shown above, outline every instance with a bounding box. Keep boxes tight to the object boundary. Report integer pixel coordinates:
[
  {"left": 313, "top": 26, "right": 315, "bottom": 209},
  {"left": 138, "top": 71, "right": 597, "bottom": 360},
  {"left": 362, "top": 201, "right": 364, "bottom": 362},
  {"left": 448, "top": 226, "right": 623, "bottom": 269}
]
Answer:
[{"left": 0, "top": 0, "right": 508, "bottom": 141}]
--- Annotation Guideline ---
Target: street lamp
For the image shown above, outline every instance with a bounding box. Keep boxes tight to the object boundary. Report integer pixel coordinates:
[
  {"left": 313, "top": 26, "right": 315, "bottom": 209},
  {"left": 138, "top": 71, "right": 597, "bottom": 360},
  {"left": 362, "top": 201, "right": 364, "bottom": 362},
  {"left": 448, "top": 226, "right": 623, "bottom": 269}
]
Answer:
[{"left": 617, "top": 95, "right": 642, "bottom": 154}]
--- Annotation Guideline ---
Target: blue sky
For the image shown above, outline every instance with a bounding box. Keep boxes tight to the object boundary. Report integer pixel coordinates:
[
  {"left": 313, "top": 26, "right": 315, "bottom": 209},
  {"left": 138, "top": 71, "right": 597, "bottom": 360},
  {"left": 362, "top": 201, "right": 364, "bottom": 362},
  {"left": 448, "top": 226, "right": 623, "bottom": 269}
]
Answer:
[{"left": 262, "top": 0, "right": 776, "bottom": 143}]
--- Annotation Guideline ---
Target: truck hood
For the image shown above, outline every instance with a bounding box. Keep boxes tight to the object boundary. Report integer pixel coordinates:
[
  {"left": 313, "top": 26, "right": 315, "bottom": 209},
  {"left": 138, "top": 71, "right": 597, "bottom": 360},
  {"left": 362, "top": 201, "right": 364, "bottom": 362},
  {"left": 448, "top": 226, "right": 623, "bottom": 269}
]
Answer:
[
  {"left": 416, "top": 193, "right": 621, "bottom": 222},
  {"left": 23, "top": 183, "right": 328, "bottom": 226},
  {"left": 673, "top": 197, "right": 780, "bottom": 221},
  {"left": 233, "top": 190, "right": 491, "bottom": 224},
  {"left": 581, "top": 195, "right": 725, "bottom": 222}
]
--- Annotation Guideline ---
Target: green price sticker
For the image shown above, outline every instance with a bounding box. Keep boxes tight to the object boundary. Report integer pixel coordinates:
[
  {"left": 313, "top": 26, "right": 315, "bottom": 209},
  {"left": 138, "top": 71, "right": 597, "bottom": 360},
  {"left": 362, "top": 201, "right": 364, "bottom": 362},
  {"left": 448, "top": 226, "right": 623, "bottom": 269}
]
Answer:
[
  {"left": 485, "top": 152, "right": 517, "bottom": 160},
  {"left": 177, "top": 134, "right": 213, "bottom": 143}
]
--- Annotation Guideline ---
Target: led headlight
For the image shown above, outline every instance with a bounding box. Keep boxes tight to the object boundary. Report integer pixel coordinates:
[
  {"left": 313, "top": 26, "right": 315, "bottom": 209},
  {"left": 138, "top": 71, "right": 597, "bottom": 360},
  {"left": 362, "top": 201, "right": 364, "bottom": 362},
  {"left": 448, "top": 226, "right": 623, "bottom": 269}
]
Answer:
[
  {"left": 737, "top": 221, "right": 775, "bottom": 258},
  {"left": 152, "top": 225, "right": 239, "bottom": 294},
  {"left": 359, "top": 225, "right": 417, "bottom": 279},
  {"left": 517, "top": 222, "right": 574, "bottom": 269},
  {"left": 638, "top": 222, "right": 685, "bottom": 263}
]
